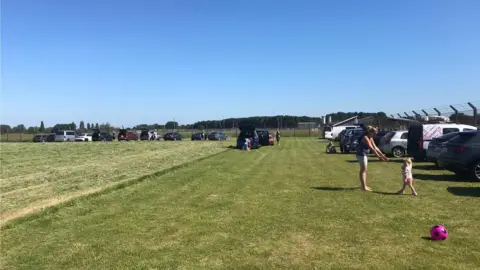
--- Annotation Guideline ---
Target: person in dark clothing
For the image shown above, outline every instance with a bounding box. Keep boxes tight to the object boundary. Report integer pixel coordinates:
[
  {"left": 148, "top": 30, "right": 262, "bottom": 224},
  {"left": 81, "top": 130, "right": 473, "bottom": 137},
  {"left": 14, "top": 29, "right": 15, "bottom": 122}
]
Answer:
[{"left": 275, "top": 129, "right": 280, "bottom": 145}]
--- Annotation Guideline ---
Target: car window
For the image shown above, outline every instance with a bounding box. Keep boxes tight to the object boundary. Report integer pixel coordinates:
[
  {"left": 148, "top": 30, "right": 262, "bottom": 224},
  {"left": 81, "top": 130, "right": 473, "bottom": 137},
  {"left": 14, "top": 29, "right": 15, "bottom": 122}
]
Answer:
[
  {"left": 448, "top": 132, "right": 478, "bottom": 143},
  {"left": 66, "top": 132, "right": 75, "bottom": 136},
  {"left": 55, "top": 131, "right": 64, "bottom": 135},
  {"left": 435, "top": 132, "right": 458, "bottom": 142},
  {"left": 443, "top": 128, "right": 459, "bottom": 134},
  {"left": 463, "top": 128, "right": 475, "bottom": 131},
  {"left": 240, "top": 130, "right": 255, "bottom": 138},
  {"left": 400, "top": 132, "right": 408, "bottom": 139},
  {"left": 353, "top": 129, "right": 363, "bottom": 135},
  {"left": 324, "top": 126, "right": 332, "bottom": 132},
  {"left": 384, "top": 131, "right": 396, "bottom": 140}
]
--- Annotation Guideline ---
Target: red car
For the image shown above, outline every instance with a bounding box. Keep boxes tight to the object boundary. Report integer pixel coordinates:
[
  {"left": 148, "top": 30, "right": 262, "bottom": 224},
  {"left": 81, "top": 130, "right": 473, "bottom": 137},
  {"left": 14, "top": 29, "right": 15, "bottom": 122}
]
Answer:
[{"left": 118, "top": 129, "right": 138, "bottom": 141}]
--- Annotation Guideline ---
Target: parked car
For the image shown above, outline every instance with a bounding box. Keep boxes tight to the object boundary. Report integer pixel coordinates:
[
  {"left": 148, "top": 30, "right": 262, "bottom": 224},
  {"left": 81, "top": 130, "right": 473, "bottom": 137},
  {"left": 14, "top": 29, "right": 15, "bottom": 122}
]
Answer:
[
  {"left": 407, "top": 123, "right": 477, "bottom": 161},
  {"left": 236, "top": 124, "right": 260, "bottom": 149},
  {"left": 437, "top": 130, "right": 480, "bottom": 181},
  {"left": 118, "top": 129, "right": 139, "bottom": 141},
  {"left": 324, "top": 125, "right": 358, "bottom": 140},
  {"left": 378, "top": 130, "right": 408, "bottom": 158},
  {"left": 163, "top": 132, "right": 182, "bottom": 141},
  {"left": 340, "top": 128, "right": 363, "bottom": 153},
  {"left": 92, "top": 129, "right": 114, "bottom": 141},
  {"left": 373, "top": 130, "right": 389, "bottom": 146},
  {"left": 208, "top": 131, "right": 228, "bottom": 141},
  {"left": 74, "top": 133, "right": 93, "bottom": 142},
  {"left": 426, "top": 132, "right": 459, "bottom": 167},
  {"left": 54, "top": 130, "right": 76, "bottom": 142},
  {"left": 256, "top": 129, "right": 274, "bottom": 146},
  {"left": 32, "top": 134, "right": 55, "bottom": 143},
  {"left": 140, "top": 129, "right": 150, "bottom": 141},
  {"left": 191, "top": 132, "right": 204, "bottom": 140},
  {"left": 337, "top": 129, "right": 348, "bottom": 145}
]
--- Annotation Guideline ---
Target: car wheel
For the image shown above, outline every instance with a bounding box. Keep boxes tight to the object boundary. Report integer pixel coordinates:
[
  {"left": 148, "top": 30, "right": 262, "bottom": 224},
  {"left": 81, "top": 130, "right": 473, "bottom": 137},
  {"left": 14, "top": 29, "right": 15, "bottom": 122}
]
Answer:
[
  {"left": 469, "top": 160, "right": 480, "bottom": 181},
  {"left": 392, "top": 147, "right": 405, "bottom": 158}
]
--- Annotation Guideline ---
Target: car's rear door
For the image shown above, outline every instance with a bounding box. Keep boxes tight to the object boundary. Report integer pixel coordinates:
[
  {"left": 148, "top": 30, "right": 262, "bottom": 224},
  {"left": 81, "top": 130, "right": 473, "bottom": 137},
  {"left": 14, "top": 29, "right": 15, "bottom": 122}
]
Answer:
[{"left": 407, "top": 123, "right": 423, "bottom": 157}]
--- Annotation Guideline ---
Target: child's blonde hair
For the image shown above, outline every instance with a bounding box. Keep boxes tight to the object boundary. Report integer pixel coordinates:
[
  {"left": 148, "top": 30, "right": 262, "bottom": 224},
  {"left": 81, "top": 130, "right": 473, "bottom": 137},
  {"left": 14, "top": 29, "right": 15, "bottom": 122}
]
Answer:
[
  {"left": 403, "top": 157, "right": 412, "bottom": 165},
  {"left": 366, "top": 125, "right": 377, "bottom": 133}
]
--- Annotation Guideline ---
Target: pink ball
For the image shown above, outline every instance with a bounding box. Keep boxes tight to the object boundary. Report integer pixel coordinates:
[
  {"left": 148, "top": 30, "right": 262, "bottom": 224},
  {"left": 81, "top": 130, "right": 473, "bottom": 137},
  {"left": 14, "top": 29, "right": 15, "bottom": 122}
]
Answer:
[{"left": 430, "top": 225, "right": 448, "bottom": 241}]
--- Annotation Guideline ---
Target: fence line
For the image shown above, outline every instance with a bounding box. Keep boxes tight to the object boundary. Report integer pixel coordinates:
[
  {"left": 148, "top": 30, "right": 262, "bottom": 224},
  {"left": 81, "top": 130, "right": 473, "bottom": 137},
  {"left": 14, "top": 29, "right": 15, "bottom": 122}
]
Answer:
[{"left": 388, "top": 101, "right": 479, "bottom": 125}]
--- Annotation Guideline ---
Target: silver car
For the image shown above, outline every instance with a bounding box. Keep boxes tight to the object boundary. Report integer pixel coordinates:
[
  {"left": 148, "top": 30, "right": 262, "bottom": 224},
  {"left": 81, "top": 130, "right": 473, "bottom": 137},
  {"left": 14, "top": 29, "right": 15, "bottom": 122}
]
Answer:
[
  {"left": 55, "top": 130, "right": 76, "bottom": 142},
  {"left": 379, "top": 130, "right": 408, "bottom": 158}
]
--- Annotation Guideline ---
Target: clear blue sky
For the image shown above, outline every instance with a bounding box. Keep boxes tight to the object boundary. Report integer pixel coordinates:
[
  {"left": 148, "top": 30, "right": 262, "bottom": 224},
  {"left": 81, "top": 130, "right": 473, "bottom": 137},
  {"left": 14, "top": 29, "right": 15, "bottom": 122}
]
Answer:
[{"left": 1, "top": 0, "right": 479, "bottom": 127}]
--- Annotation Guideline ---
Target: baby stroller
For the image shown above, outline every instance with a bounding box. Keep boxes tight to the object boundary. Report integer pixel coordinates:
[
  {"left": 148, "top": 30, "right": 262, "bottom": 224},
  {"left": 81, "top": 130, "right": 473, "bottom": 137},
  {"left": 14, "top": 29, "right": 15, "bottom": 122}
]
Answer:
[{"left": 326, "top": 141, "right": 337, "bottom": 154}]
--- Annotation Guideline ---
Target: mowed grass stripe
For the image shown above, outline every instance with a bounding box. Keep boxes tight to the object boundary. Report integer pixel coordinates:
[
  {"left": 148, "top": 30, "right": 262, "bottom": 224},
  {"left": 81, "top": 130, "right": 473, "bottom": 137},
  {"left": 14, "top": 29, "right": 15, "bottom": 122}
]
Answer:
[
  {"left": 1, "top": 138, "right": 479, "bottom": 269},
  {"left": 0, "top": 141, "right": 231, "bottom": 220}
]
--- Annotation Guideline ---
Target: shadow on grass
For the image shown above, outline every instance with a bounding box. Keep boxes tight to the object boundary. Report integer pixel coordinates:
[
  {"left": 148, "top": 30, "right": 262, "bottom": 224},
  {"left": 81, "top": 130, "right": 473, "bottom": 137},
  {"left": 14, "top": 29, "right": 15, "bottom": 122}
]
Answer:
[
  {"left": 413, "top": 173, "right": 465, "bottom": 182},
  {"left": 346, "top": 159, "right": 403, "bottom": 163},
  {"left": 372, "top": 191, "right": 401, "bottom": 195},
  {"left": 414, "top": 164, "right": 440, "bottom": 170},
  {"left": 421, "top": 236, "right": 433, "bottom": 241},
  {"left": 225, "top": 145, "right": 237, "bottom": 149},
  {"left": 311, "top": 187, "right": 359, "bottom": 191},
  {"left": 447, "top": 186, "right": 480, "bottom": 197}
]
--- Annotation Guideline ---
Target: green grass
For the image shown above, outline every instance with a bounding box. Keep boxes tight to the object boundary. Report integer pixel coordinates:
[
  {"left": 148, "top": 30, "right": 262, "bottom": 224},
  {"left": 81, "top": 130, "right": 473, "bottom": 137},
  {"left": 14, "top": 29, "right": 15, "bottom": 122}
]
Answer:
[
  {"left": 0, "top": 140, "right": 230, "bottom": 223},
  {"left": 1, "top": 138, "right": 479, "bottom": 269}
]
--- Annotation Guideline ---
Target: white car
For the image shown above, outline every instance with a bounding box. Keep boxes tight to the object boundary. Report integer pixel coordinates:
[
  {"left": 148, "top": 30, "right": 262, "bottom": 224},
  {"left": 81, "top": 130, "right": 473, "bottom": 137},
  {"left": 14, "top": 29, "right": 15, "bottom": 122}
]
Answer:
[
  {"left": 379, "top": 130, "right": 408, "bottom": 158},
  {"left": 74, "top": 133, "right": 93, "bottom": 142},
  {"left": 325, "top": 125, "right": 358, "bottom": 140}
]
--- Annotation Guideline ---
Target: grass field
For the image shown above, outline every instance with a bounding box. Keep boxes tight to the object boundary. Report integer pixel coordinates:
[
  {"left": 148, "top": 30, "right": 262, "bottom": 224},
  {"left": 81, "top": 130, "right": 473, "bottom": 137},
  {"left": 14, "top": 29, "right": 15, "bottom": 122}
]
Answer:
[
  {"left": 1, "top": 138, "right": 479, "bottom": 269},
  {"left": 0, "top": 140, "right": 230, "bottom": 224}
]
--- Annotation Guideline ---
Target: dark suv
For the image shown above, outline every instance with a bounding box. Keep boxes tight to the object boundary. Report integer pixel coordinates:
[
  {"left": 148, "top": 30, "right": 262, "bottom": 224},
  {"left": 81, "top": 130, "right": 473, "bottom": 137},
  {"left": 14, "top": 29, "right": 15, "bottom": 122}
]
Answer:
[
  {"left": 340, "top": 128, "right": 363, "bottom": 153},
  {"left": 437, "top": 130, "right": 480, "bottom": 181},
  {"left": 208, "top": 131, "right": 227, "bottom": 141},
  {"left": 140, "top": 130, "right": 150, "bottom": 141},
  {"left": 236, "top": 124, "right": 260, "bottom": 149},
  {"left": 163, "top": 132, "right": 182, "bottom": 141},
  {"left": 92, "top": 129, "right": 114, "bottom": 141},
  {"left": 256, "top": 129, "right": 274, "bottom": 146},
  {"left": 33, "top": 134, "right": 55, "bottom": 142}
]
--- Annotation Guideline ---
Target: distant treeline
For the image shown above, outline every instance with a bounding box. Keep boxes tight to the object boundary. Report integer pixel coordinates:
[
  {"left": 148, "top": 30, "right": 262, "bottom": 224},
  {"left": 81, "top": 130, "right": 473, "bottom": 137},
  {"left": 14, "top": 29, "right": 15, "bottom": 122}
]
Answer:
[{"left": 1, "top": 111, "right": 477, "bottom": 134}]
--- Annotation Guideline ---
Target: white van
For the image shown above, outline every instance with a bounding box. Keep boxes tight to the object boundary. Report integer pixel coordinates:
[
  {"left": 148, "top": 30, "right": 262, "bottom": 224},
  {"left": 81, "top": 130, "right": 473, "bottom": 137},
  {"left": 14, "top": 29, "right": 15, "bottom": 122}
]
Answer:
[
  {"left": 407, "top": 123, "right": 477, "bottom": 160},
  {"left": 325, "top": 125, "right": 357, "bottom": 140},
  {"left": 55, "top": 130, "right": 76, "bottom": 142}
]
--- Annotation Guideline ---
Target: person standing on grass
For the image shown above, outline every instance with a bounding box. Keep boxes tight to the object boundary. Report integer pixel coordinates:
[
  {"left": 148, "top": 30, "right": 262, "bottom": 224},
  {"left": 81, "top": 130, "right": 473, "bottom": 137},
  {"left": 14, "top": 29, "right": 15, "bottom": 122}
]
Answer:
[
  {"left": 356, "top": 125, "right": 389, "bottom": 191},
  {"left": 275, "top": 129, "right": 281, "bottom": 145}
]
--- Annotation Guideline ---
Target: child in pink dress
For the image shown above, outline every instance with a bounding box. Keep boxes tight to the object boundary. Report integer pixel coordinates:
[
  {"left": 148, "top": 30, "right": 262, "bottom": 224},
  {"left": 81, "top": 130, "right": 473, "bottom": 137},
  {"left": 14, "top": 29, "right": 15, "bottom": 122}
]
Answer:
[{"left": 397, "top": 157, "right": 418, "bottom": 196}]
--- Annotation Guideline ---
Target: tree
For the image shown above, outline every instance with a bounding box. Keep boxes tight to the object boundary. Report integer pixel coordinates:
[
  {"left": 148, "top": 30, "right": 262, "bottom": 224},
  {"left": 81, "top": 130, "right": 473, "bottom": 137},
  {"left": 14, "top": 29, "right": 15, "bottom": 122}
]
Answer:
[
  {"left": 165, "top": 121, "right": 178, "bottom": 130},
  {"left": 87, "top": 123, "right": 91, "bottom": 130},
  {"left": 70, "top": 122, "right": 77, "bottom": 130},
  {"left": 79, "top": 121, "right": 85, "bottom": 131},
  {"left": 12, "top": 124, "right": 26, "bottom": 133},
  {"left": 95, "top": 123, "right": 99, "bottom": 129},
  {"left": 0, "top": 125, "right": 11, "bottom": 133},
  {"left": 39, "top": 121, "right": 45, "bottom": 132}
]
